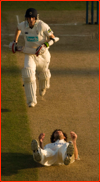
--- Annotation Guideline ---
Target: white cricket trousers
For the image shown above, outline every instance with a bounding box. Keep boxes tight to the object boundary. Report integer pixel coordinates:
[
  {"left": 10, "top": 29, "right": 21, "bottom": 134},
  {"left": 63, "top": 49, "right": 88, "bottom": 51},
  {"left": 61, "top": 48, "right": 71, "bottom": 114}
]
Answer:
[
  {"left": 24, "top": 50, "right": 51, "bottom": 74},
  {"left": 23, "top": 50, "right": 51, "bottom": 104},
  {"left": 33, "top": 143, "right": 75, "bottom": 166}
]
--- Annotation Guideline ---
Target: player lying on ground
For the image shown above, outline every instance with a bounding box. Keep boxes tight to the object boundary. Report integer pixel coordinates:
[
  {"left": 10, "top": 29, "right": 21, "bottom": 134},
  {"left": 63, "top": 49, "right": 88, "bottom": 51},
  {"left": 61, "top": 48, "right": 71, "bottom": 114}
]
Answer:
[
  {"left": 31, "top": 129, "right": 80, "bottom": 166},
  {"left": 9, "top": 8, "right": 59, "bottom": 107}
]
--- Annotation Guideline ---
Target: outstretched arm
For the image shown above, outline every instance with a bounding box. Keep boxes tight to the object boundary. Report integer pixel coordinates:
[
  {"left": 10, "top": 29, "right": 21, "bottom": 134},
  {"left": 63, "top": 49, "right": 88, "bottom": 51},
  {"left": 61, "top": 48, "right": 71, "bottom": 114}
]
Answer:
[
  {"left": 38, "top": 133, "right": 45, "bottom": 149},
  {"left": 70, "top": 131, "right": 79, "bottom": 160}
]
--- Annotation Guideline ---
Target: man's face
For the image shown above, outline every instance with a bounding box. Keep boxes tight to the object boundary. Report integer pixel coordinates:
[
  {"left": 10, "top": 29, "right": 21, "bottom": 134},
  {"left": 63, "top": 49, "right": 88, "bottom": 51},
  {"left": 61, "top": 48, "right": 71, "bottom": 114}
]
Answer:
[
  {"left": 27, "top": 17, "right": 36, "bottom": 27},
  {"left": 54, "top": 130, "right": 65, "bottom": 141}
]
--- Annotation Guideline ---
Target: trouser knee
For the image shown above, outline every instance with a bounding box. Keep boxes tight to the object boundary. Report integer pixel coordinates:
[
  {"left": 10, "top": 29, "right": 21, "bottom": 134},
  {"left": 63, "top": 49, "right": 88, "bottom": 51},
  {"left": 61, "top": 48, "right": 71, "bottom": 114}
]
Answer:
[
  {"left": 22, "top": 67, "right": 37, "bottom": 104},
  {"left": 38, "top": 69, "right": 51, "bottom": 90}
]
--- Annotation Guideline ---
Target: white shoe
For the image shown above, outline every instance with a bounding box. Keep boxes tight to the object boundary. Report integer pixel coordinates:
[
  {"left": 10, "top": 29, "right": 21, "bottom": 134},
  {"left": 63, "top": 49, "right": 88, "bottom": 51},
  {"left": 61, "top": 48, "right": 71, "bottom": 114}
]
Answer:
[
  {"left": 39, "top": 89, "right": 46, "bottom": 96},
  {"left": 64, "top": 142, "right": 74, "bottom": 165},
  {"left": 28, "top": 102, "right": 37, "bottom": 107},
  {"left": 31, "top": 140, "right": 41, "bottom": 162}
]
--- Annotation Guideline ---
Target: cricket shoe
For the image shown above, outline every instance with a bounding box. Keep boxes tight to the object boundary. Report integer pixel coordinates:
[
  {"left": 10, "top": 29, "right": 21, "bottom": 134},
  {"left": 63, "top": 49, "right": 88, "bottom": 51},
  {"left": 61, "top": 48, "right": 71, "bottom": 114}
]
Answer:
[
  {"left": 39, "top": 89, "right": 46, "bottom": 96},
  {"left": 28, "top": 102, "right": 37, "bottom": 107},
  {"left": 31, "top": 139, "right": 41, "bottom": 162},
  {"left": 64, "top": 142, "right": 74, "bottom": 165}
]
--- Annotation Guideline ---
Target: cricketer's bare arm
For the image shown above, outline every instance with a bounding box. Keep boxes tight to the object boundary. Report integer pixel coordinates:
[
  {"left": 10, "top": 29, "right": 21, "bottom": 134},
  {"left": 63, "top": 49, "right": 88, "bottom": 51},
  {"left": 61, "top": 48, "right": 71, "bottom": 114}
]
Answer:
[
  {"left": 9, "top": 28, "right": 22, "bottom": 53},
  {"left": 49, "top": 34, "right": 55, "bottom": 39},
  {"left": 70, "top": 131, "right": 79, "bottom": 160},
  {"left": 14, "top": 28, "right": 21, "bottom": 43},
  {"left": 38, "top": 133, "right": 45, "bottom": 149},
  {"left": 13, "top": 28, "right": 36, "bottom": 54}
]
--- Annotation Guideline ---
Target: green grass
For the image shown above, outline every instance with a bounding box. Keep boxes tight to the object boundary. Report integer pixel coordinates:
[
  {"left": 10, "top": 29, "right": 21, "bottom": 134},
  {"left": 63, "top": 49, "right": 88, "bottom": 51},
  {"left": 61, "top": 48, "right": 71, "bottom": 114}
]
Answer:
[
  {"left": 1, "top": 51, "right": 38, "bottom": 181},
  {"left": 1, "top": 1, "right": 97, "bottom": 11},
  {"left": 1, "top": 9, "right": 38, "bottom": 179}
]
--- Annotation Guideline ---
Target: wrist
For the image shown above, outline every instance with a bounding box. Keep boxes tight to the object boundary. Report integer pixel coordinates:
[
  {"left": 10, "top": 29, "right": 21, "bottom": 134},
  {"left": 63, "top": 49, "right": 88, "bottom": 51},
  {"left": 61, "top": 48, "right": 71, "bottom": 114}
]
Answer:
[
  {"left": 44, "top": 42, "right": 49, "bottom": 47},
  {"left": 39, "top": 140, "right": 43, "bottom": 143},
  {"left": 14, "top": 40, "right": 17, "bottom": 44},
  {"left": 72, "top": 140, "right": 77, "bottom": 145}
]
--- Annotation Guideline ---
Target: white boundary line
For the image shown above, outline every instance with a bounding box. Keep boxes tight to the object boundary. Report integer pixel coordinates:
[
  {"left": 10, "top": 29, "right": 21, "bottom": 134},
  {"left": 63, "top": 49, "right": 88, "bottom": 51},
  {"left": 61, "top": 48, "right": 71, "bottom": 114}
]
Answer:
[
  {"left": 3, "top": 45, "right": 9, "bottom": 47},
  {"left": 15, "top": 15, "right": 82, "bottom": 26},
  {"left": 59, "top": 34, "right": 90, "bottom": 37},
  {"left": 1, "top": 16, "right": 90, "bottom": 39},
  {"left": 49, "top": 23, "right": 79, "bottom": 26}
]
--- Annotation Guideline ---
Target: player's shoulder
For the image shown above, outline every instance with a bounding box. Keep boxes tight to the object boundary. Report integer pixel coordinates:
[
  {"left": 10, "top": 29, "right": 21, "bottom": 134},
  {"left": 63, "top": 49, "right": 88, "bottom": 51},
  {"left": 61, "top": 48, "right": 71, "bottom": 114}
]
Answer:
[
  {"left": 36, "top": 19, "right": 49, "bottom": 28},
  {"left": 18, "top": 21, "right": 26, "bottom": 29}
]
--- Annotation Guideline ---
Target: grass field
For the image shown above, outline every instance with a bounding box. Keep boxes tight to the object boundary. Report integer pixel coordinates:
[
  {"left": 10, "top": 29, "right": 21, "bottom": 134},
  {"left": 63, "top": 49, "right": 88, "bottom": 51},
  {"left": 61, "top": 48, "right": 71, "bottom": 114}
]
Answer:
[
  {"left": 1, "top": 51, "right": 38, "bottom": 180},
  {"left": 1, "top": 40, "right": 38, "bottom": 181},
  {"left": 1, "top": 1, "right": 87, "bottom": 11},
  {"left": 1, "top": 1, "right": 98, "bottom": 11},
  {"left": 1, "top": 1, "right": 99, "bottom": 181}
]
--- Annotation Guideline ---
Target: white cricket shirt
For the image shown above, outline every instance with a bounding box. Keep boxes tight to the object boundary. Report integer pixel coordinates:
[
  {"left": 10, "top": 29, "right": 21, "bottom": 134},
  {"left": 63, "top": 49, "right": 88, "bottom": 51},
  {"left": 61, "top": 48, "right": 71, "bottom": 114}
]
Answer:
[
  {"left": 44, "top": 139, "right": 68, "bottom": 151},
  {"left": 40, "top": 139, "right": 69, "bottom": 166},
  {"left": 17, "top": 20, "right": 53, "bottom": 49}
]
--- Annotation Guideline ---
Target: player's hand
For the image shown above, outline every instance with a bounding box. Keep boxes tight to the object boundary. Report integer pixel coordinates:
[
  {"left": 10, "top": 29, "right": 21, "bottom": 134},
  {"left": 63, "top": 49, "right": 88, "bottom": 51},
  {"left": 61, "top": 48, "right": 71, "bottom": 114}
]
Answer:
[
  {"left": 9, "top": 41, "right": 18, "bottom": 53},
  {"left": 39, "top": 133, "right": 45, "bottom": 143},
  {"left": 35, "top": 44, "right": 46, "bottom": 56},
  {"left": 70, "top": 131, "right": 77, "bottom": 143}
]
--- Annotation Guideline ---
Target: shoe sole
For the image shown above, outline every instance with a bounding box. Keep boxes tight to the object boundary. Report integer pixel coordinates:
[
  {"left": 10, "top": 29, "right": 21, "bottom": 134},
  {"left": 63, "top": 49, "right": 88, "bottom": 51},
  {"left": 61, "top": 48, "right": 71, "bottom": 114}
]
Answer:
[
  {"left": 31, "top": 140, "right": 41, "bottom": 162},
  {"left": 31, "top": 140, "right": 38, "bottom": 151},
  {"left": 28, "top": 102, "right": 37, "bottom": 107},
  {"left": 34, "top": 152, "right": 41, "bottom": 162},
  {"left": 64, "top": 142, "right": 74, "bottom": 165},
  {"left": 39, "top": 89, "right": 46, "bottom": 96}
]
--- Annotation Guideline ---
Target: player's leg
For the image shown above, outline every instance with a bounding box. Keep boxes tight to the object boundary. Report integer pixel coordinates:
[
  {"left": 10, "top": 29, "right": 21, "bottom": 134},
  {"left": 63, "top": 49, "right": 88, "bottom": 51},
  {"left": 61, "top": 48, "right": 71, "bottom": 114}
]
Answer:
[
  {"left": 37, "top": 51, "right": 51, "bottom": 96},
  {"left": 22, "top": 55, "right": 37, "bottom": 107},
  {"left": 58, "top": 142, "right": 75, "bottom": 165},
  {"left": 31, "top": 139, "right": 42, "bottom": 162},
  {"left": 38, "top": 69, "right": 51, "bottom": 96},
  {"left": 31, "top": 139, "right": 57, "bottom": 166},
  {"left": 64, "top": 142, "right": 74, "bottom": 165}
]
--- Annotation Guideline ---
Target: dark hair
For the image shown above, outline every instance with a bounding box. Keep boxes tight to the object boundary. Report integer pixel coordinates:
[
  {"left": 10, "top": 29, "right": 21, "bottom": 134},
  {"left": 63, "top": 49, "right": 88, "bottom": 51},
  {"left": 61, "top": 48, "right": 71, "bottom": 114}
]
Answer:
[{"left": 50, "top": 129, "right": 68, "bottom": 143}]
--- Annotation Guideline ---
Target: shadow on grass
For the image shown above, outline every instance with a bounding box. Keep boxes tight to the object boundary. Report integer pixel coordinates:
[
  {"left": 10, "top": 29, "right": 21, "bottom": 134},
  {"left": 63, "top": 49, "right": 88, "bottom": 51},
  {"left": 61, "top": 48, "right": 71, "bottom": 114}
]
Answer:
[
  {"left": 1, "top": 109, "right": 11, "bottom": 112},
  {"left": 51, "top": 68, "right": 99, "bottom": 77},
  {"left": 1, "top": 66, "right": 21, "bottom": 76},
  {"left": 1, "top": 66, "right": 99, "bottom": 77},
  {"left": 1, "top": 153, "right": 43, "bottom": 176}
]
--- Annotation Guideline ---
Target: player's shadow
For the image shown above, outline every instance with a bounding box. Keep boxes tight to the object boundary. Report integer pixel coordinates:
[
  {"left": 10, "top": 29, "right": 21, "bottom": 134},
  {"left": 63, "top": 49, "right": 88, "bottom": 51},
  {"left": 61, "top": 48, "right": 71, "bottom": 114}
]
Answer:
[
  {"left": 1, "top": 63, "right": 99, "bottom": 77},
  {"left": 1, "top": 65, "right": 21, "bottom": 76},
  {"left": 1, "top": 152, "right": 43, "bottom": 176},
  {"left": 51, "top": 68, "right": 99, "bottom": 77},
  {"left": 1, "top": 109, "right": 11, "bottom": 112}
]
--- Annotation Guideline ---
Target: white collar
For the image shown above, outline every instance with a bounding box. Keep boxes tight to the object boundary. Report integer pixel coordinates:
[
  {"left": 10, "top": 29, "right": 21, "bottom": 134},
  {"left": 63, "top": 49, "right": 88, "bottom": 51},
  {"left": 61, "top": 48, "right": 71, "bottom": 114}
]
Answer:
[{"left": 55, "top": 139, "right": 65, "bottom": 143}]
